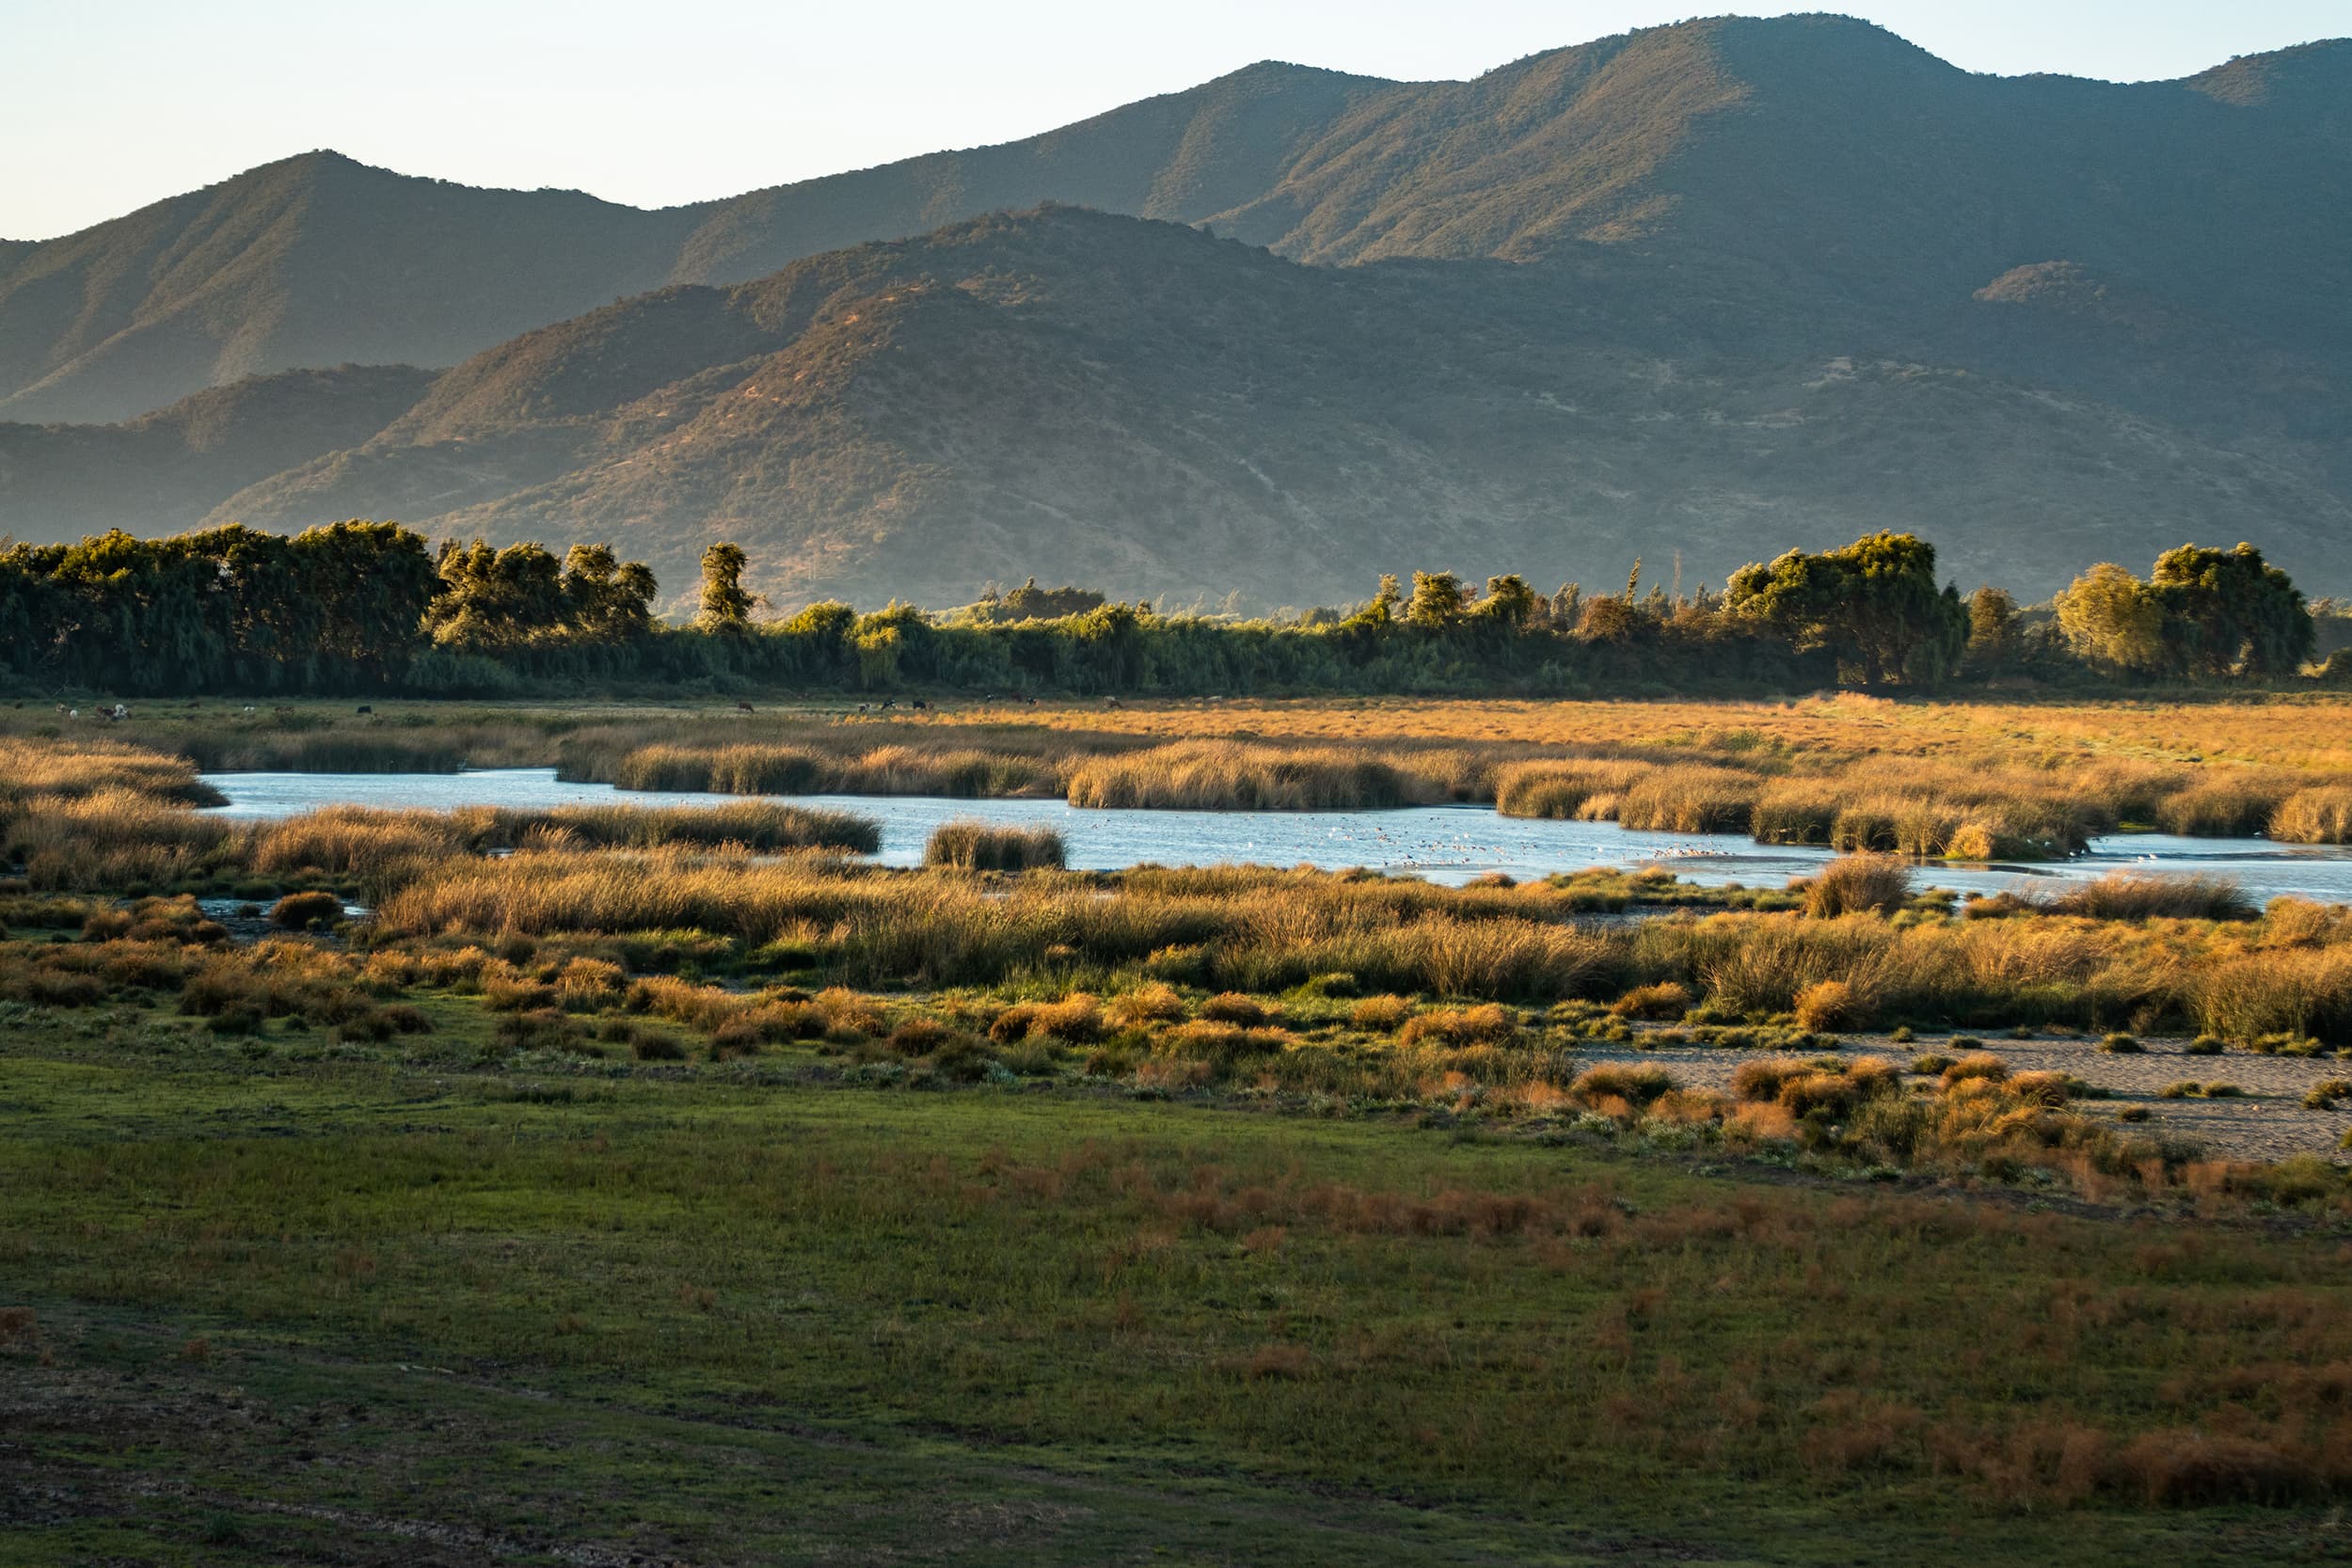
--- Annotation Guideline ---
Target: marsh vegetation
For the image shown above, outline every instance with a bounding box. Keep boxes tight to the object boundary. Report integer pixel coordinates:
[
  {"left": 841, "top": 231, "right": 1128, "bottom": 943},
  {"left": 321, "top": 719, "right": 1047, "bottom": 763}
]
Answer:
[{"left": 8, "top": 711, "right": 2352, "bottom": 1563}]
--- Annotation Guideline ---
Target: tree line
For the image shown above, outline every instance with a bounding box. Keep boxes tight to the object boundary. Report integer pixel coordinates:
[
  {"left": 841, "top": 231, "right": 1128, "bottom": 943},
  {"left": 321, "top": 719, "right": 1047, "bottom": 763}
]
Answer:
[{"left": 0, "top": 522, "right": 2339, "bottom": 699}]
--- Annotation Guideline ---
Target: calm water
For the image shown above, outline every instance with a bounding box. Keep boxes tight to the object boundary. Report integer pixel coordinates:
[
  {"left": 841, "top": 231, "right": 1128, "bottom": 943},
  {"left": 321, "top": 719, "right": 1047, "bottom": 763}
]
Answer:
[{"left": 201, "top": 768, "right": 2352, "bottom": 905}]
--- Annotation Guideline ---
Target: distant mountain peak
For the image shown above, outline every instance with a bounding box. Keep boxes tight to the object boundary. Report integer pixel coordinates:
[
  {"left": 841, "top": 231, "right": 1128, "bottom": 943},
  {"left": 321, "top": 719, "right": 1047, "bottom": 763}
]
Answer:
[
  {"left": 2187, "top": 37, "right": 2352, "bottom": 105},
  {"left": 1, "top": 17, "right": 2345, "bottom": 427}
]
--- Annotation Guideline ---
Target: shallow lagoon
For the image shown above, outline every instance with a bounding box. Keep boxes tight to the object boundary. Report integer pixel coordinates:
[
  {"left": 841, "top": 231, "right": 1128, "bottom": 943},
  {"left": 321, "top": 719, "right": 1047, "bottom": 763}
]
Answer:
[{"left": 201, "top": 768, "right": 2352, "bottom": 905}]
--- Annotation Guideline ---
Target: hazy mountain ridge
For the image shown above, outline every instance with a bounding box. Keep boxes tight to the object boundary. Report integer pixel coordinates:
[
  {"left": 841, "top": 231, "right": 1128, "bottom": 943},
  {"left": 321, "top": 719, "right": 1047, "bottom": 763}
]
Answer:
[
  {"left": 4, "top": 17, "right": 2344, "bottom": 422},
  {"left": 0, "top": 364, "right": 437, "bottom": 537}
]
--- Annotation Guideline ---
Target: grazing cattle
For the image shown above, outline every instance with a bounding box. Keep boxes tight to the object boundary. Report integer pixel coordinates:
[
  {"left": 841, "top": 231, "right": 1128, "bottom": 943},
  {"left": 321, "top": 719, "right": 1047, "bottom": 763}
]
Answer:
[
  {"left": 356, "top": 705, "right": 373, "bottom": 715},
  {"left": 108, "top": 704, "right": 130, "bottom": 721},
  {"left": 911, "top": 698, "right": 930, "bottom": 712},
  {"left": 736, "top": 701, "right": 755, "bottom": 714},
  {"left": 879, "top": 698, "right": 896, "bottom": 710},
  {"left": 856, "top": 704, "right": 869, "bottom": 714},
  {"left": 1104, "top": 696, "right": 1122, "bottom": 709},
  {"left": 242, "top": 705, "right": 257, "bottom": 714}
]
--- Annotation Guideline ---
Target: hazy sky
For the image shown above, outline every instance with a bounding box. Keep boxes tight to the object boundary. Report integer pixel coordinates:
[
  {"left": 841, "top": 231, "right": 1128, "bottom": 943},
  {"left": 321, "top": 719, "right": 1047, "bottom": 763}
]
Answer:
[{"left": 7, "top": 1, "right": 2344, "bottom": 240}]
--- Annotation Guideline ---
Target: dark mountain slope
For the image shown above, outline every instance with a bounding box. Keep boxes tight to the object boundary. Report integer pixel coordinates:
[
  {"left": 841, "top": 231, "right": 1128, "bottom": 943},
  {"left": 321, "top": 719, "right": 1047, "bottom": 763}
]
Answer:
[
  {"left": 203, "top": 209, "right": 2352, "bottom": 610},
  {"left": 1213, "top": 18, "right": 2351, "bottom": 361},
  {"left": 0, "top": 363, "right": 437, "bottom": 535}
]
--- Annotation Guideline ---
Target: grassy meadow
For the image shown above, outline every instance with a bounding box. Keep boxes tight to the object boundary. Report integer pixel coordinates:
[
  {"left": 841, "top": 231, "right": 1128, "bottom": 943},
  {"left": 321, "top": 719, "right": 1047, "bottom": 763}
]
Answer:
[{"left": 7, "top": 703, "right": 2352, "bottom": 1561}]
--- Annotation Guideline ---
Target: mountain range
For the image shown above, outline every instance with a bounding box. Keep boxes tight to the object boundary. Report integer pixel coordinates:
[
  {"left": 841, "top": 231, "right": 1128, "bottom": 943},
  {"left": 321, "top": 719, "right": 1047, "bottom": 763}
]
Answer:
[{"left": 2, "top": 15, "right": 2346, "bottom": 610}]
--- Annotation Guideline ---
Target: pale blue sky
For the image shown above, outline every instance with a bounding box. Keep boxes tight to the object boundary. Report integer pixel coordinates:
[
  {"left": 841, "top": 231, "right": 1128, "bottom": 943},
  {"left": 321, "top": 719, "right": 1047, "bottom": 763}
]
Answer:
[{"left": 7, "top": 1, "right": 2345, "bottom": 240}]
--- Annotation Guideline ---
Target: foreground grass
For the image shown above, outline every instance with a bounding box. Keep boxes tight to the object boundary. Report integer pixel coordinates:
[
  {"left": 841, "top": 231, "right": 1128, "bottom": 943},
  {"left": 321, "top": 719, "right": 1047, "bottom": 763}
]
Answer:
[{"left": 4, "top": 1006, "right": 2351, "bottom": 1565}]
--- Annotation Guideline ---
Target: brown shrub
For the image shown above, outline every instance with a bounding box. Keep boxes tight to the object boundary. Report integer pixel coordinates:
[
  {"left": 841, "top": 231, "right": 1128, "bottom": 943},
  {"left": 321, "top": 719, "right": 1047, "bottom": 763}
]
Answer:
[
  {"left": 1940, "top": 1052, "right": 2011, "bottom": 1090},
  {"left": 1105, "top": 983, "right": 1187, "bottom": 1028},
  {"left": 923, "top": 820, "right": 1066, "bottom": 871},
  {"left": 2046, "top": 875, "right": 2254, "bottom": 922},
  {"left": 993, "top": 993, "right": 1102, "bottom": 1044},
  {"left": 1609, "top": 981, "right": 1692, "bottom": 1021},
  {"left": 1397, "top": 1004, "right": 1518, "bottom": 1049},
  {"left": 1350, "top": 994, "right": 1413, "bottom": 1032},
  {"left": 1804, "top": 855, "right": 1912, "bottom": 919},
  {"left": 268, "top": 890, "right": 344, "bottom": 929},
  {"left": 1731, "top": 1057, "right": 1816, "bottom": 1103},
  {"left": 1571, "top": 1063, "right": 1676, "bottom": 1110},
  {"left": 2271, "top": 786, "right": 2352, "bottom": 846},
  {"left": 1198, "top": 991, "right": 1273, "bottom": 1027},
  {"left": 553, "top": 957, "right": 626, "bottom": 1012},
  {"left": 1793, "top": 979, "right": 1863, "bottom": 1032}
]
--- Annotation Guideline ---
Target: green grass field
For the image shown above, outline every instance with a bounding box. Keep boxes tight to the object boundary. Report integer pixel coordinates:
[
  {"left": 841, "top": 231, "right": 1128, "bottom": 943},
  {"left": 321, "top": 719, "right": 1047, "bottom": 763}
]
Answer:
[{"left": 6, "top": 997, "right": 2350, "bottom": 1566}]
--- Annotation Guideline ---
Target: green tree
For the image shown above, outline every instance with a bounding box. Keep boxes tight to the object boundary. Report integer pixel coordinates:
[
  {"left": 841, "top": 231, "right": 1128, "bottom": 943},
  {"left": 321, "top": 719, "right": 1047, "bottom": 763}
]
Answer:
[
  {"left": 1724, "top": 531, "right": 1965, "bottom": 688},
  {"left": 1963, "top": 585, "right": 2016, "bottom": 676},
  {"left": 697, "top": 542, "right": 755, "bottom": 631},
  {"left": 1405, "top": 571, "right": 1468, "bottom": 628},
  {"left": 1470, "top": 574, "right": 1538, "bottom": 629},
  {"left": 561, "top": 544, "right": 659, "bottom": 643},
  {"left": 1342, "top": 574, "right": 1402, "bottom": 631},
  {"left": 1575, "top": 594, "right": 1648, "bottom": 645},
  {"left": 2149, "top": 542, "right": 2312, "bottom": 678},
  {"left": 426, "top": 541, "right": 567, "bottom": 650},
  {"left": 2054, "top": 563, "right": 2170, "bottom": 675},
  {"left": 1549, "top": 582, "right": 1583, "bottom": 631}
]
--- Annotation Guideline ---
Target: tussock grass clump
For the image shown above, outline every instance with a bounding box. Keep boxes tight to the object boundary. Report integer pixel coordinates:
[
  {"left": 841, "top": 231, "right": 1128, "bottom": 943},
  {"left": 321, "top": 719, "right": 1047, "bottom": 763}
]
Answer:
[
  {"left": 990, "top": 994, "right": 1102, "bottom": 1044},
  {"left": 1613, "top": 765, "right": 1758, "bottom": 834},
  {"left": 1197, "top": 992, "right": 1275, "bottom": 1026},
  {"left": 2155, "top": 776, "right": 2292, "bottom": 837},
  {"left": 596, "top": 740, "right": 1056, "bottom": 800},
  {"left": 2045, "top": 875, "right": 2254, "bottom": 923},
  {"left": 1105, "top": 983, "right": 1187, "bottom": 1028},
  {"left": 1396, "top": 1005, "right": 1518, "bottom": 1050},
  {"left": 1493, "top": 760, "right": 1647, "bottom": 820},
  {"left": 1350, "top": 994, "right": 1414, "bottom": 1032},
  {"left": 924, "top": 820, "right": 1066, "bottom": 871},
  {"left": 1570, "top": 1063, "right": 1676, "bottom": 1113},
  {"left": 1803, "top": 855, "right": 1912, "bottom": 919},
  {"left": 1793, "top": 978, "right": 1865, "bottom": 1032},
  {"left": 2192, "top": 946, "right": 2352, "bottom": 1045},
  {"left": 1609, "top": 981, "right": 1691, "bottom": 1021},
  {"left": 0, "top": 739, "right": 222, "bottom": 807},
  {"left": 1940, "top": 1053, "right": 2010, "bottom": 1089},
  {"left": 2270, "top": 785, "right": 2352, "bottom": 846},
  {"left": 268, "top": 891, "right": 344, "bottom": 929},
  {"left": 2, "top": 787, "right": 235, "bottom": 889},
  {"left": 1064, "top": 740, "right": 1450, "bottom": 811},
  {"left": 610, "top": 742, "right": 832, "bottom": 795}
]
